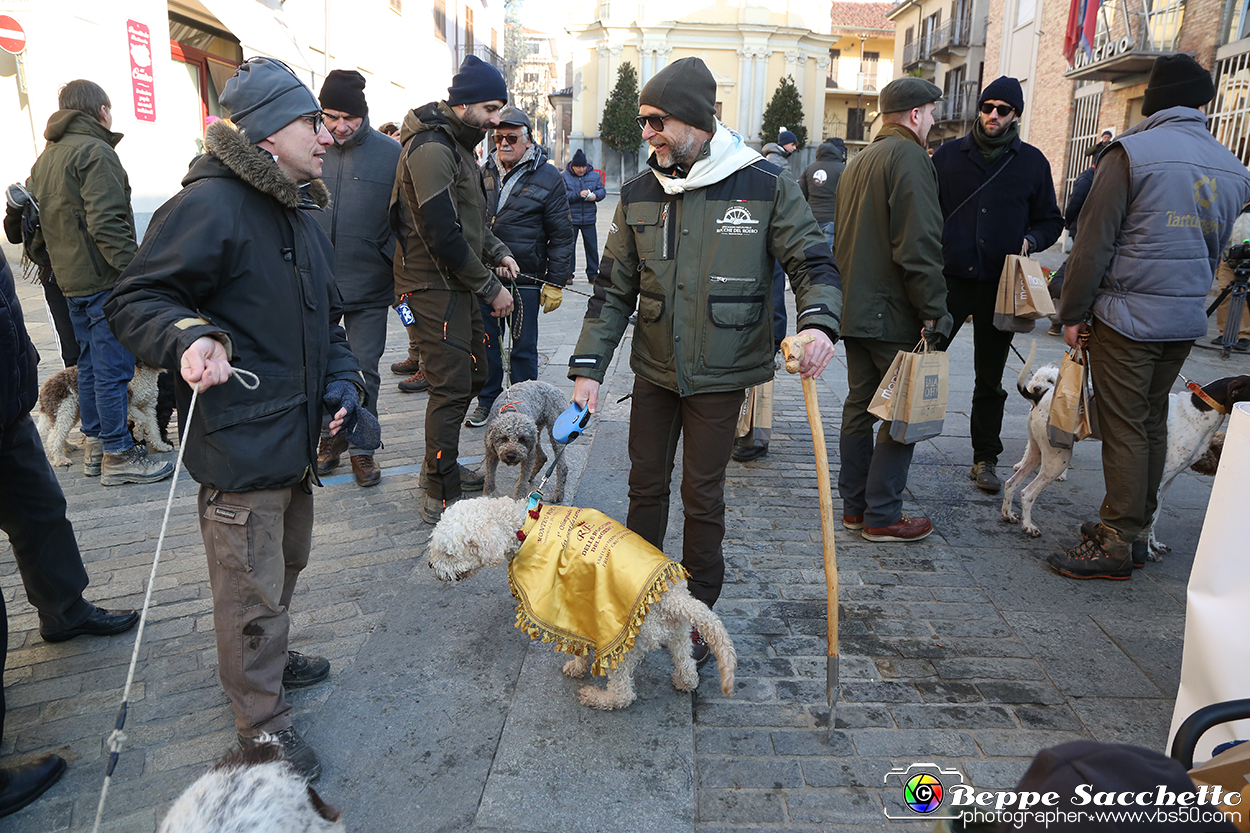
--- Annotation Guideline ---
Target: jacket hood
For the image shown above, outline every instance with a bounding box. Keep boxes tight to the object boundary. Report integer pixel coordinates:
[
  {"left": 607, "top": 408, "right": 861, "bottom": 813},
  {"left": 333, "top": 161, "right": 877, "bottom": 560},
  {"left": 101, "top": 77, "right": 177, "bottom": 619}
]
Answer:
[
  {"left": 44, "top": 109, "right": 123, "bottom": 147},
  {"left": 761, "top": 142, "right": 788, "bottom": 156},
  {"left": 815, "top": 143, "right": 841, "bottom": 161},
  {"left": 194, "top": 119, "right": 330, "bottom": 210},
  {"left": 400, "top": 101, "right": 486, "bottom": 151}
]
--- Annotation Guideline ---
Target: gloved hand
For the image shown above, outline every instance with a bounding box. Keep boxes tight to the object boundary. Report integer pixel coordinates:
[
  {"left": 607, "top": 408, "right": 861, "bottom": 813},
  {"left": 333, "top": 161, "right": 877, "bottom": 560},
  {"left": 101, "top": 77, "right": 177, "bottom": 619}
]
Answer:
[
  {"left": 921, "top": 319, "right": 949, "bottom": 351},
  {"left": 323, "top": 380, "right": 381, "bottom": 451},
  {"left": 540, "top": 284, "right": 563, "bottom": 314}
]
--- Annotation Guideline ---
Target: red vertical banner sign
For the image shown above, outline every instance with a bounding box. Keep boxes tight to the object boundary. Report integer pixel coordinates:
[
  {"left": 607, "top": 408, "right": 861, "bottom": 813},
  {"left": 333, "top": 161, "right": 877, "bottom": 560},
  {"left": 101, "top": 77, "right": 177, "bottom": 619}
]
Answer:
[{"left": 127, "top": 19, "right": 156, "bottom": 122}]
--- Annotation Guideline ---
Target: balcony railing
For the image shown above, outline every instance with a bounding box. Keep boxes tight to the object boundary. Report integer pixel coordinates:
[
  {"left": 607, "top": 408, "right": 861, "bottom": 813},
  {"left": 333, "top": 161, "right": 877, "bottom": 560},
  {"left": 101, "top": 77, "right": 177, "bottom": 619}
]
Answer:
[
  {"left": 934, "top": 92, "right": 978, "bottom": 122},
  {"left": 930, "top": 17, "right": 976, "bottom": 56},
  {"left": 826, "top": 63, "right": 885, "bottom": 91},
  {"left": 902, "top": 36, "right": 933, "bottom": 67},
  {"left": 454, "top": 44, "right": 505, "bottom": 73}
]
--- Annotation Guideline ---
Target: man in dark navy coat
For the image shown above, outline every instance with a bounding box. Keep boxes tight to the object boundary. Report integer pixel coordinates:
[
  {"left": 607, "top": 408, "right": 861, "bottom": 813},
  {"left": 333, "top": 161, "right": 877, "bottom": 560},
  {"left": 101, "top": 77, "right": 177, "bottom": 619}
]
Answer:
[{"left": 932, "top": 76, "right": 1063, "bottom": 494}]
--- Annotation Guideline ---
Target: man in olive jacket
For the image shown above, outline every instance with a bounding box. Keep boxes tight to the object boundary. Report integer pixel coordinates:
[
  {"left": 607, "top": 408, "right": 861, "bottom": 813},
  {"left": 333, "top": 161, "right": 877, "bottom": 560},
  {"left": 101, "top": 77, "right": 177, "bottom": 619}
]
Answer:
[
  {"left": 834, "top": 77, "right": 951, "bottom": 544},
  {"left": 28, "top": 80, "right": 171, "bottom": 487},
  {"left": 570, "top": 58, "right": 841, "bottom": 631},
  {"left": 389, "top": 55, "right": 519, "bottom": 523}
]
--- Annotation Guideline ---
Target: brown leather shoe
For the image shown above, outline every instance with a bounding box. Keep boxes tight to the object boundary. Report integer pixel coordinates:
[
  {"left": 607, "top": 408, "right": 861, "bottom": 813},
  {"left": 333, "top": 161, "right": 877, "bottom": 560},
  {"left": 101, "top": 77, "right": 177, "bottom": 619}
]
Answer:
[
  {"left": 842, "top": 515, "right": 864, "bottom": 530},
  {"left": 351, "top": 454, "right": 381, "bottom": 487},
  {"left": 316, "top": 434, "right": 348, "bottom": 475},
  {"left": 861, "top": 514, "right": 933, "bottom": 542}
]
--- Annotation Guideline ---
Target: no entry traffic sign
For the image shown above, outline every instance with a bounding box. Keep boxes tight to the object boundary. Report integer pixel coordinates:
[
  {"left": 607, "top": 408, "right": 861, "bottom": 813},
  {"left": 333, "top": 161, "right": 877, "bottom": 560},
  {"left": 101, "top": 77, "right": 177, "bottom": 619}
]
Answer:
[{"left": 0, "top": 15, "right": 26, "bottom": 55}]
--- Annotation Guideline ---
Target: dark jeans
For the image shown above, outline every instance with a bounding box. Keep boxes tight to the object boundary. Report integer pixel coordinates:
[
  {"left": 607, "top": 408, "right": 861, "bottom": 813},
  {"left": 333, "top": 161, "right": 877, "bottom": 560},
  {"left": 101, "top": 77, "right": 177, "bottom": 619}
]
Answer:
[
  {"left": 839, "top": 337, "right": 917, "bottom": 528},
  {"left": 626, "top": 377, "right": 743, "bottom": 608},
  {"left": 945, "top": 276, "right": 1014, "bottom": 466},
  {"left": 478, "top": 284, "right": 541, "bottom": 411},
  {"left": 410, "top": 289, "right": 487, "bottom": 500},
  {"left": 772, "top": 260, "right": 787, "bottom": 349},
  {"left": 66, "top": 290, "right": 135, "bottom": 454},
  {"left": 573, "top": 224, "right": 599, "bottom": 281},
  {"left": 1086, "top": 319, "right": 1192, "bottom": 543},
  {"left": 0, "top": 413, "right": 92, "bottom": 636},
  {"left": 323, "top": 305, "right": 388, "bottom": 457},
  {"left": 43, "top": 279, "right": 79, "bottom": 366}
]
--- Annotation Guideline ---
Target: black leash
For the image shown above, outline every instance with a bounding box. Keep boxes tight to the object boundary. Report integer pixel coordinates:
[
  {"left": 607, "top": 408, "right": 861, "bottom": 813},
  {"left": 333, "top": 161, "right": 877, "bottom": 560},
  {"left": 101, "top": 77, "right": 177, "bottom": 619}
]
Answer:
[{"left": 515, "top": 272, "right": 595, "bottom": 299}]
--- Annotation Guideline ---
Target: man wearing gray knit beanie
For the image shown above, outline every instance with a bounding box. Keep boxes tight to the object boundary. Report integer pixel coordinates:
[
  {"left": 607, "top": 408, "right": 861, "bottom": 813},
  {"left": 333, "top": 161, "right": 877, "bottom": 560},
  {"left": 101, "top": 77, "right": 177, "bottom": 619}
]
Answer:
[{"left": 570, "top": 57, "right": 843, "bottom": 661}]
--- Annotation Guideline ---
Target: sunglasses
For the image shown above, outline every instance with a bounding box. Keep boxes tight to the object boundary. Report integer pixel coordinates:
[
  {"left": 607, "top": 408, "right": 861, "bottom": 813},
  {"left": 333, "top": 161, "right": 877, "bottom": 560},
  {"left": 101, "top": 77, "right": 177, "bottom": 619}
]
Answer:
[
  {"left": 980, "top": 103, "right": 1014, "bottom": 117},
  {"left": 635, "top": 113, "right": 673, "bottom": 132},
  {"left": 300, "top": 111, "right": 325, "bottom": 133},
  {"left": 493, "top": 133, "right": 523, "bottom": 146}
]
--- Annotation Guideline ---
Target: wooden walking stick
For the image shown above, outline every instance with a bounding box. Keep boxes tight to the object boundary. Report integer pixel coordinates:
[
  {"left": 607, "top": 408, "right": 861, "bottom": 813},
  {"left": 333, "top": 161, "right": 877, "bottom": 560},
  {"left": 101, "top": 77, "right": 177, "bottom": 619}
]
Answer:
[{"left": 780, "top": 332, "right": 839, "bottom": 730}]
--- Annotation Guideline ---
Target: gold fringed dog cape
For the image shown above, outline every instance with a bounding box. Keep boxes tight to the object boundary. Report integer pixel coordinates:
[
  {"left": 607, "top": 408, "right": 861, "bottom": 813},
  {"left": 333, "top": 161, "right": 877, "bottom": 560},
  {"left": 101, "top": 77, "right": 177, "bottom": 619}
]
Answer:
[{"left": 507, "top": 502, "right": 688, "bottom": 676}]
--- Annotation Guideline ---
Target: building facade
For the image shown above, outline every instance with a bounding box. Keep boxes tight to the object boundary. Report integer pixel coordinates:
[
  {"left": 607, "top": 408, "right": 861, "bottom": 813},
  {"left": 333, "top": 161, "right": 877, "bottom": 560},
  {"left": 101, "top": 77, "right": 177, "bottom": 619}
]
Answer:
[
  {"left": 565, "top": 0, "right": 836, "bottom": 186},
  {"left": 0, "top": 0, "right": 496, "bottom": 221},
  {"left": 825, "top": 2, "right": 895, "bottom": 153}
]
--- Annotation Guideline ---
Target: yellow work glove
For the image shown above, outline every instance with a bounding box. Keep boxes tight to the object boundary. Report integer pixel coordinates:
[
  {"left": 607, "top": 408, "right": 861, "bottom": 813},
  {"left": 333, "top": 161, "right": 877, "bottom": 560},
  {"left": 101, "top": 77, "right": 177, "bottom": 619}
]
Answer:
[{"left": 540, "top": 284, "right": 563, "bottom": 314}]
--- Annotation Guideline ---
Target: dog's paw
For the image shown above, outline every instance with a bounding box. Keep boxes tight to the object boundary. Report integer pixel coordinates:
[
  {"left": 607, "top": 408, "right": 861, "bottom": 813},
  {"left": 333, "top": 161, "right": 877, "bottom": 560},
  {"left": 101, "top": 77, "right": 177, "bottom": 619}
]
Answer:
[
  {"left": 1001, "top": 511, "right": 1019, "bottom": 524},
  {"left": 1022, "top": 524, "right": 1042, "bottom": 538},
  {"left": 49, "top": 455, "right": 73, "bottom": 467},
  {"left": 562, "top": 656, "right": 589, "bottom": 678},
  {"left": 672, "top": 666, "right": 698, "bottom": 693},
  {"left": 1148, "top": 543, "right": 1169, "bottom": 560},
  {"left": 578, "top": 685, "right": 631, "bottom": 710},
  {"left": 147, "top": 439, "right": 174, "bottom": 453}
]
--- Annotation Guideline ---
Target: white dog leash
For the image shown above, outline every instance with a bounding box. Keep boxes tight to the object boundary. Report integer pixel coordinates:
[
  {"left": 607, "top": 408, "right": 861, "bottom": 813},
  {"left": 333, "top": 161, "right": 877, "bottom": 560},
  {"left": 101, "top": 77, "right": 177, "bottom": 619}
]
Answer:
[{"left": 90, "top": 367, "right": 259, "bottom": 833}]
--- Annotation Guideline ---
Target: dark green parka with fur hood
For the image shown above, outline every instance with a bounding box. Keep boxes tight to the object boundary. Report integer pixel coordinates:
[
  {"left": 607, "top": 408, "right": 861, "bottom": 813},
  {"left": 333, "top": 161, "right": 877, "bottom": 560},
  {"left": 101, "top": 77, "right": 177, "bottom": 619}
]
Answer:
[{"left": 106, "top": 119, "right": 363, "bottom": 493}]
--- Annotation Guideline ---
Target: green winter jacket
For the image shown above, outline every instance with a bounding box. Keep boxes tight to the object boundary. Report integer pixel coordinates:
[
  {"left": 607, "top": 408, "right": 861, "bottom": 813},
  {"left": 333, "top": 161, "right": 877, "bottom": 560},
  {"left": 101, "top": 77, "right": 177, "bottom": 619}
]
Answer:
[
  {"left": 28, "top": 109, "right": 136, "bottom": 298},
  {"left": 569, "top": 124, "right": 842, "bottom": 396},
  {"left": 833, "top": 124, "right": 950, "bottom": 342},
  {"left": 389, "top": 101, "right": 509, "bottom": 301}
]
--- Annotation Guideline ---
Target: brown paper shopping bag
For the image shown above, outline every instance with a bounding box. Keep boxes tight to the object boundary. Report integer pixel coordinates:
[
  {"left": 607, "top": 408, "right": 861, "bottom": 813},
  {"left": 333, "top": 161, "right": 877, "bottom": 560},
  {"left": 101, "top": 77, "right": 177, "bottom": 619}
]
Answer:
[
  {"left": 1047, "top": 347, "right": 1094, "bottom": 449},
  {"left": 888, "top": 342, "right": 949, "bottom": 444},
  {"left": 867, "top": 350, "right": 907, "bottom": 422},
  {"left": 995, "top": 255, "right": 1052, "bottom": 332}
]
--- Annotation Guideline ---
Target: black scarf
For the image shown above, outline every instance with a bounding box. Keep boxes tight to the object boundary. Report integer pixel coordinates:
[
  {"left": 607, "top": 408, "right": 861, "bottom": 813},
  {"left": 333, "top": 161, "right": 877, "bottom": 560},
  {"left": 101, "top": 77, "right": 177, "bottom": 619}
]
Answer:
[{"left": 972, "top": 120, "right": 1017, "bottom": 163}]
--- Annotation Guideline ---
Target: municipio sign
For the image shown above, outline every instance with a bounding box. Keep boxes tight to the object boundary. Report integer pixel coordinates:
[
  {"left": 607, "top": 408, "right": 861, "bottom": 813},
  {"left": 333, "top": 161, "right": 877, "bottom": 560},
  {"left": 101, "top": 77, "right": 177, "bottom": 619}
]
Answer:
[
  {"left": 0, "top": 15, "right": 26, "bottom": 54},
  {"left": 127, "top": 20, "right": 156, "bottom": 122}
]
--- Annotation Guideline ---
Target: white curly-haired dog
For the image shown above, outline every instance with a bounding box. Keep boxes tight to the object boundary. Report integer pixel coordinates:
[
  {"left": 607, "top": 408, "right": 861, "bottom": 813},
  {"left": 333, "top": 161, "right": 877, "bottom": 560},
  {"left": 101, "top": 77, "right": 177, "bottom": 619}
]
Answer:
[
  {"left": 35, "top": 362, "right": 172, "bottom": 466},
  {"left": 483, "top": 380, "right": 567, "bottom": 502},
  {"left": 428, "top": 496, "right": 737, "bottom": 710},
  {"left": 157, "top": 737, "right": 343, "bottom": 833},
  {"left": 1001, "top": 345, "right": 1070, "bottom": 539}
]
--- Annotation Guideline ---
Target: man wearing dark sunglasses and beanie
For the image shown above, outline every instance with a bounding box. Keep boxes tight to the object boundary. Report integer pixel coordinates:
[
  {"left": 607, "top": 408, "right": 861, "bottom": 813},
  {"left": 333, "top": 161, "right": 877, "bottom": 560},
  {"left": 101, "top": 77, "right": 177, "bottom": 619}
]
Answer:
[
  {"left": 569, "top": 57, "right": 841, "bottom": 658},
  {"left": 107, "top": 57, "right": 374, "bottom": 780},
  {"left": 932, "top": 75, "right": 1063, "bottom": 494},
  {"left": 388, "top": 55, "right": 519, "bottom": 523}
]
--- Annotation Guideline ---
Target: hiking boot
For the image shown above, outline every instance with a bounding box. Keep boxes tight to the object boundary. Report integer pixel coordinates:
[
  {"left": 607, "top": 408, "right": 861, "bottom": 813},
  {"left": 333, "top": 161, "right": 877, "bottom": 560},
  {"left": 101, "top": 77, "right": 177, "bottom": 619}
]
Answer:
[
  {"left": 390, "top": 357, "right": 421, "bottom": 376},
  {"left": 1047, "top": 528, "right": 1133, "bottom": 580},
  {"left": 731, "top": 442, "right": 768, "bottom": 462},
  {"left": 350, "top": 455, "right": 382, "bottom": 487},
  {"left": 842, "top": 515, "right": 865, "bottom": 530},
  {"left": 1079, "top": 520, "right": 1146, "bottom": 567},
  {"left": 100, "top": 444, "right": 174, "bottom": 486},
  {"left": 422, "top": 493, "right": 458, "bottom": 524},
  {"left": 238, "top": 726, "right": 321, "bottom": 782},
  {"left": 690, "top": 628, "right": 710, "bottom": 666},
  {"left": 83, "top": 436, "right": 104, "bottom": 477},
  {"left": 1132, "top": 540, "right": 1147, "bottom": 569},
  {"left": 316, "top": 434, "right": 348, "bottom": 475},
  {"left": 970, "top": 462, "right": 1001, "bottom": 494},
  {"left": 862, "top": 514, "right": 933, "bottom": 542},
  {"left": 398, "top": 371, "right": 429, "bottom": 393},
  {"left": 282, "top": 650, "right": 330, "bottom": 690},
  {"left": 464, "top": 405, "right": 491, "bottom": 428},
  {"left": 418, "top": 465, "right": 484, "bottom": 493},
  {"left": 1047, "top": 319, "right": 1064, "bottom": 337}
]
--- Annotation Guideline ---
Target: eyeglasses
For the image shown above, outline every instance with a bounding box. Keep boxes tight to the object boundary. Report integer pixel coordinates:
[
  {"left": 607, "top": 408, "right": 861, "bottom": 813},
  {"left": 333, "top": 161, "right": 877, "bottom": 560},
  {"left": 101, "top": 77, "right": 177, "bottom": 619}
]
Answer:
[
  {"left": 635, "top": 113, "right": 673, "bottom": 132},
  {"left": 493, "top": 133, "right": 523, "bottom": 146},
  {"left": 300, "top": 111, "right": 325, "bottom": 133},
  {"left": 979, "top": 103, "right": 1014, "bottom": 117}
]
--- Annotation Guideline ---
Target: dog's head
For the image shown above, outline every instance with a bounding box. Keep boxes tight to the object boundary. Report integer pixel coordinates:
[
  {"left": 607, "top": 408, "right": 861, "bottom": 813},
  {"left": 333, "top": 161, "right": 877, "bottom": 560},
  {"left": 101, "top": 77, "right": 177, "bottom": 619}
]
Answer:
[
  {"left": 485, "top": 412, "right": 539, "bottom": 466},
  {"left": 1019, "top": 364, "right": 1059, "bottom": 407},
  {"left": 427, "top": 497, "right": 529, "bottom": 581},
  {"left": 1197, "top": 375, "right": 1250, "bottom": 411}
]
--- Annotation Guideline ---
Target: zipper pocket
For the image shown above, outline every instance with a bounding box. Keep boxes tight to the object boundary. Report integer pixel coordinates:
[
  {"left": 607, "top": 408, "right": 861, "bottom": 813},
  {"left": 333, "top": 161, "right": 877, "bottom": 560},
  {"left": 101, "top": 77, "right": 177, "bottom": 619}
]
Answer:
[
  {"left": 709, "top": 276, "right": 754, "bottom": 283},
  {"left": 659, "top": 203, "right": 670, "bottom": 259},
  {"left": 76, "top": 212, "right": 103, "bottom": 277}
]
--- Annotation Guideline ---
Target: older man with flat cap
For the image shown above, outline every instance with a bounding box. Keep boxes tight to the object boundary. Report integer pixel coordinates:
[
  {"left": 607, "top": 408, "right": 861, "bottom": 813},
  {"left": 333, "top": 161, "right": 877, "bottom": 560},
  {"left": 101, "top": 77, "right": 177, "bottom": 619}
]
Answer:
[
  {"left": 833, "top": 76, "right": 952, "bottom": 544},
  {"left": 569, "top": 56, "right": 841, "bottom": 661}
]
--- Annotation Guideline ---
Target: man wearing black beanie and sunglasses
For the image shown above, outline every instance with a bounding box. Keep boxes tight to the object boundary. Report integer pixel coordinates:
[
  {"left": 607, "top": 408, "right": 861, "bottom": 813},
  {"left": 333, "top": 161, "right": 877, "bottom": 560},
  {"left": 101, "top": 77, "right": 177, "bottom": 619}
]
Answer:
[{"left": 932, "top": 75, "right": 1063, "bottom": 496}]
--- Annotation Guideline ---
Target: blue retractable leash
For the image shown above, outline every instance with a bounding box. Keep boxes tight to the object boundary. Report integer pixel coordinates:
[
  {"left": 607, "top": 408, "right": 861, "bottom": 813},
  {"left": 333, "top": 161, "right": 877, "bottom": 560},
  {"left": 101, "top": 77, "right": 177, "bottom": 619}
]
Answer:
[{"left": 527, "top": 401, "right": 592, "bottom": 511}]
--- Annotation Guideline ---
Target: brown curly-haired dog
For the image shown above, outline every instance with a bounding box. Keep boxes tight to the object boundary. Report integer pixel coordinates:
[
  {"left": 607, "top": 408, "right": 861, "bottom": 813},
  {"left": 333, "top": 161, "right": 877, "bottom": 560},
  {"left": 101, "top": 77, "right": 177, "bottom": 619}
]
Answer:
[{"left": 35, "top": 362, "right": 172, "bottom": 466}]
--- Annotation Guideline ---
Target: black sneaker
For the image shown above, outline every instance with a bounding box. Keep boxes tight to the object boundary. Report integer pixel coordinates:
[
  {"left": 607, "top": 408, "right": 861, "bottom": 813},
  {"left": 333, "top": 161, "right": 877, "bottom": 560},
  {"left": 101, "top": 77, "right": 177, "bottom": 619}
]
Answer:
[
  {"left": 464, "top": 405, "right": 490, "bottom": 428},
  {"left": 238, "top": 727, "right": 321, "bottom": 781},
  {"left": 1047, "top": 531, "right": 1133, "bottom": 580},
  {"left": 690, "top": 628, "right": 710, "bottom": 666},
  {"left": 731, "top": 443, "right": 768, "bottom": 462},
  {"left": 970, "top": 462, "right": 1001, "bottom": 494},
  {"left": 1131, "top": 540, "right": 1147, "bottom": 569},
  {"left": 282, "top": 650, "right": 330, "bottom": 689}
]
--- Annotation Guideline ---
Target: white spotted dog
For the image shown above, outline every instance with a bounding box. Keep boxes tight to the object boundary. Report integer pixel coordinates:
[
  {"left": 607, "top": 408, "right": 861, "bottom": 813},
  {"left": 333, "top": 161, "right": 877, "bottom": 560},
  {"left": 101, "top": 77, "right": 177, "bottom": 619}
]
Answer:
[
  {"left": 158, "top": 737, "right": 343, "bottom": 833},
  {"left": 35, "top": 361, "right": 172, "bottom": 466},
  {"left": 1001, "top": 341, "right": 1071, "bottom": 538},
  {"left": 1143, "top": 375, "right": 1250, "bottom": 557}
]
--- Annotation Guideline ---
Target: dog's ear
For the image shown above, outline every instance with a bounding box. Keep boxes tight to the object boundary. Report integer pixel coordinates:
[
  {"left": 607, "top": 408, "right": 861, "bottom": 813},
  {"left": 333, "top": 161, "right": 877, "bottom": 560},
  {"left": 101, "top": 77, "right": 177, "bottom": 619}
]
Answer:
[{"left": 1230, "top": 377, "right": 1250, "bottom": 404}]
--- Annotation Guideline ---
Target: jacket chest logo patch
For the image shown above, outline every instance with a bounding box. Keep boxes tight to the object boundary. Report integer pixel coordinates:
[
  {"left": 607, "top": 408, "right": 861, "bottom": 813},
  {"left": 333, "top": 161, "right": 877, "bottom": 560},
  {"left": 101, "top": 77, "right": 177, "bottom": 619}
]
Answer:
[{"left": 716, "top": 205, "right": 760, "bottom": 236}]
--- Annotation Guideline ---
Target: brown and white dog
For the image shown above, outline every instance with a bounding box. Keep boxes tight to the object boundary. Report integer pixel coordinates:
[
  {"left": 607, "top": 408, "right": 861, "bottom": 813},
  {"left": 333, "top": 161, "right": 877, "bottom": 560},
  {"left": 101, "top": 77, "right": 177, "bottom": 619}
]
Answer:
[{"left": 35, "top": 362, "right": 173, "bottom": 466}]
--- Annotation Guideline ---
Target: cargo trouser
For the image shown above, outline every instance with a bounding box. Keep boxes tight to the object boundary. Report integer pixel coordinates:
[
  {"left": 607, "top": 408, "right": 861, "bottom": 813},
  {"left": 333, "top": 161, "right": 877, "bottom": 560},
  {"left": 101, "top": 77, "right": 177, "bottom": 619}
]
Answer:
[
  {"left": 1085, "top": 319, "right": 1191, "bottom": 544},
  {"left": 199, "top": 480, "right": 312, "bottom": 736},
  {"left": 410, "top": 288, "right": 488, "bottom": 501},
  {"left": 626, "top": 377, "right": 743, "bottom": 609}
]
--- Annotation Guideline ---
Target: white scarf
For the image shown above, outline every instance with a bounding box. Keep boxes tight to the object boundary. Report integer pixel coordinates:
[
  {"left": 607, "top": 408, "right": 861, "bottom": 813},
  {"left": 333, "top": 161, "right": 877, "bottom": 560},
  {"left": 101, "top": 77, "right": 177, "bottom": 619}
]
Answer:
[{"left": 649, "top": 122, "right": 762, "bottom": 195}]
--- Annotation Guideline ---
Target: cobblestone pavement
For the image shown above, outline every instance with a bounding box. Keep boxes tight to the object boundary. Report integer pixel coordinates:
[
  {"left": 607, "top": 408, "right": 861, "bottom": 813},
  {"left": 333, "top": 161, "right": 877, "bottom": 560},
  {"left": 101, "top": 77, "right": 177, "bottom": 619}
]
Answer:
[{"left": 3, "top": 199, "right": 1248, "bottom": 832}]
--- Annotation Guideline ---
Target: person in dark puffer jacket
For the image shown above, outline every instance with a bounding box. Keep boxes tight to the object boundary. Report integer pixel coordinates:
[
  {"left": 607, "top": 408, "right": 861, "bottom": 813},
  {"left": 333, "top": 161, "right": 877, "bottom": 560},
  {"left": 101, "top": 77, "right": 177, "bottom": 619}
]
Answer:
[
  {"left": 562, "top": 148, "right": 605, "bottom": 283},
  {"left": 465, "top": 106, "right": 574, "bottom": 426}
]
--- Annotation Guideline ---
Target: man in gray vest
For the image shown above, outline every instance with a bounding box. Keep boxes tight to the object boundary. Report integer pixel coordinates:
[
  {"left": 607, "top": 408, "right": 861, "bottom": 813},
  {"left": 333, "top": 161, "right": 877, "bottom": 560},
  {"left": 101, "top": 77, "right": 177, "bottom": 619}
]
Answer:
[
  {"left": 1052, "top": 54, "right": 1250, "bottom": 580},
  {"left": 313, "top": 69, "right": 401, "bottom": 487}
]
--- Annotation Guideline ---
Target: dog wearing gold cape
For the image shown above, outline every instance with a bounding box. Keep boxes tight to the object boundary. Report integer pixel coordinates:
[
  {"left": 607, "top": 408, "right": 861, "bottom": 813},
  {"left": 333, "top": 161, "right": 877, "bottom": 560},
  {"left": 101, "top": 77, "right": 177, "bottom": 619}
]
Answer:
[{"left": 427, "top": 496, "right": 737, "bottom": 710}]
